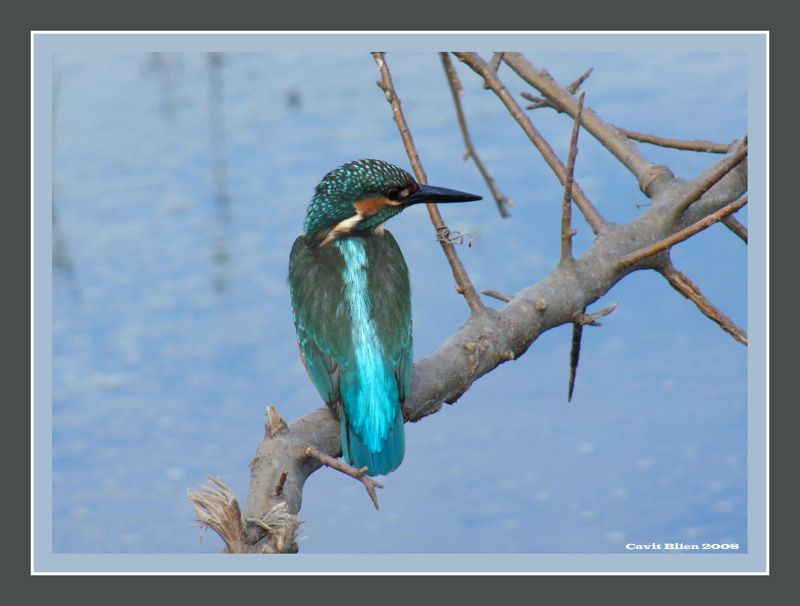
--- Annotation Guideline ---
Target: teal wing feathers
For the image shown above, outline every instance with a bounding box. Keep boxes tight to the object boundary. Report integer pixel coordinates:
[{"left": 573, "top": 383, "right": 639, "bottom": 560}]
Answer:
[{"left": 288, "top": 231, "right": 411, "bottom": 475}]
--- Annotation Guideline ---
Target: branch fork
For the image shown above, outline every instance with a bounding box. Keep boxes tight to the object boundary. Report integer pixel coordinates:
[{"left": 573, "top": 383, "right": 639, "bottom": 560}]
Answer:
[{"left": 302, "top": 445, "right": 384, "bottom": 511}]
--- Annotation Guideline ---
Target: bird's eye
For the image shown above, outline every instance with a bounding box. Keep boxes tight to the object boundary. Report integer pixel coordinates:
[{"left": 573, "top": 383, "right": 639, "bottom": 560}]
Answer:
[{"left": 398, "top": 187, "right": 410, "bottom": 199}]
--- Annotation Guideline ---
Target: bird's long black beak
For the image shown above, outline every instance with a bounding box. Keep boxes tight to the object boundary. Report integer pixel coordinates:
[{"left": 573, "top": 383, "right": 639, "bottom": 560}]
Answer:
[{"left": 404, "top": 184, "right": 482, "bottom": 206}]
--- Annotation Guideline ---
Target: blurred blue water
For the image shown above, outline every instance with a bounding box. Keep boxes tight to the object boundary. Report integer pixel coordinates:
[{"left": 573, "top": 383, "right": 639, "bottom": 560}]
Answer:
[{"left": 52, "top": 51, "right": 748, "bottom": 553}]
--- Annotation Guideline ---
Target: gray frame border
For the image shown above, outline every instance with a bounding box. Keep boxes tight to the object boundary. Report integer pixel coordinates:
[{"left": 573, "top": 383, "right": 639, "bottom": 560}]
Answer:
[{"left": 33, "top": 31, "right": 767, "bottom": 574}]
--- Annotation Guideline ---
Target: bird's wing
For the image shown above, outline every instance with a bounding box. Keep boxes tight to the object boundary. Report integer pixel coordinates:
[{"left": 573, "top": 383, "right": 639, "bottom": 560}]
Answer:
[
  {"left": 288, "top": 235, "right": 350, "bottom": 407},
  {"left": 288, "top": 232, "right": 412, "bottom": 409},
  {"left": 361, "top": 230, "right": 412, "bottom": 404}
]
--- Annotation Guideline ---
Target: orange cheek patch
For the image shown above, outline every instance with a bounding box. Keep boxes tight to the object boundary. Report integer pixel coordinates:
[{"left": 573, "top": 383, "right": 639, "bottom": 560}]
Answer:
[{"left": 354, "top": 196, "right": 391, "bottom": 216}]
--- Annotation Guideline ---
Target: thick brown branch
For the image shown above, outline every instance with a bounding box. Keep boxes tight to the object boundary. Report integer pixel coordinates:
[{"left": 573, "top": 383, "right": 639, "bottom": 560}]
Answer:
[
  {"left": 453, "top": 52, "right": 606, "bottom": 234},
  {"left": 303, "top": 445, "right": 384, "bottom": 511},
  {"left": 659, "top": 262, "right": 747, "bottom": 346},
  {"left": 199, "top": 145, "right": 744, "bottom": 551},
  {"left": 621, "top": 196, "right": 748, "bottom": 267},
  {"left": 674, "top": 142, "right": 748, "bottom": 215},
  {"left": 373, "top": 52, "right": 486, "bottom": 316},
  {"left": 560, "top": 92, "right": 585, "bottom": 263},
  {"left": 617, "top": 128, "right": 732, "bottom": 153},
  {"left": 440, "top": 53, "right": 513, "bottom": 218}
]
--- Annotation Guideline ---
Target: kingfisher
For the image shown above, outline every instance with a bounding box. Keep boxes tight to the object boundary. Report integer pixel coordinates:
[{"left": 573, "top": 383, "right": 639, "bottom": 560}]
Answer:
[{"left": 288, "top": 159, "right": 481, "bottom": 476}]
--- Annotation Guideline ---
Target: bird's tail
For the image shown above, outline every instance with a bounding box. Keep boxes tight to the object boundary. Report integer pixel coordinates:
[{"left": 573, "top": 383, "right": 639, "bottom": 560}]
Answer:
[{"left": 340, "top": 407, "right": 405, "bottom": 476}]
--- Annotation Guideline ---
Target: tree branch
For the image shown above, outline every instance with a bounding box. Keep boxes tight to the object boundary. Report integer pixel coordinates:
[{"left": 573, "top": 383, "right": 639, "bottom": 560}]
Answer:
[
  {"left": 192, "top": 52, "right": 748, "bottom": 554},
  {"left": 658, "top": 261, "right": 748, "bottom": 346},
  {"left": 574, "top": 303, "right": 619, "bottom": 327},
  {"left": 674, "top": 142, "right": 748, "bottom": 215},
  {"left": 616, "top": 128, "right": 733, "bottom": 154},
  {"left": 501, "top": 52, "right": 675, "bottom": 197},
  {"left": 302, "top": 445, "right": 384, "bottom": 511},
  {"left": 372, "top": 51, "right": 486, "bottom": 316},
  {"left": 481, "top": 289, "right": 512, "bottom": 303},
  {"left": 620, "top": 195, "right": 748, "bottom": 267},
  {"left": 225, "top": 127, "right": 745, "bottom": 551},
  {"left": 560, "top": 92, "right": 585, "bottom": 263},
  {"left": 453, "top": 52, "right": 606, "bottom": 234},
  {"left": 522, "top": 67, "right": 593, "bottom": 111},
  {"left": 567, "top": 319, "right": 583, "bottom": 402},
  {"left": 440, "top": 52, "right": 514, "bottom": 218},
  {"left": 721, "top": 214, "right": 748, "bottom": 243}
]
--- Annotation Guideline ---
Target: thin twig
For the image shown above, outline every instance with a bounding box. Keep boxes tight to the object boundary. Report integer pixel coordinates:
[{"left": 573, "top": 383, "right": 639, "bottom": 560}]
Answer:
[
  {"left": 573, "top": 302, "right": 619, "bottom": 327},
  {"left": 674, "top": 143, "right": 748, "bottom": 215},
  {"left": 501, "top": 53, "right": 676, "bottom": 197},
  {"left": 721, "top": 214, "right": 748, "bottom": 243},
  {"left": 373, "top": 52, "right": 486, "bottom": 316},
  {"left": 481, "top": 289, "right": 512, "bottom": 303},
  {"left": 567, "top": 320, "right": 583, "bottom": 402},
  {"left": 617, "top": 128, "right": 732, "bottom": 154},
  {"left": 561, "top": 92, "right": 585, "bottom": 263},
  {"left": 440, "top": 53, "right": 513, "bottom": 218},
  {"left": 302, "top": 445, "right": 384, "bottom": 511},
  {"left": 522, "top": 67, "right": 593, "bottom": 111},
  {"left": 567, "top": 302, "right": 619, "bottom": 402},
  {"left": 454, "top": 52, "right": 605, "bottom": 234},
  {"left": 660, "top": 262, "right": 747, "bottom": 345},
  {"left": 621, "top": 196, "right": 748, "bottom": 267},
  {"left": 273, "top": 471, "right": 288, "bottom": 497},
  {"left": 488, "top": 52, "right": 505, "bottom": 75}
]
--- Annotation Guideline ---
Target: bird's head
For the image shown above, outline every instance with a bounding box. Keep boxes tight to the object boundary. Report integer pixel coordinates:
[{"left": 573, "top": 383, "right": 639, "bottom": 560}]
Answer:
[{"left": 303, "top": 159, "right": 481, "bottom": 245}]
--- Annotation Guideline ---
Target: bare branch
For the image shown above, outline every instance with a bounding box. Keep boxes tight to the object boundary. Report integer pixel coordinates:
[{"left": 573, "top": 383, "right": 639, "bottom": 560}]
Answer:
[
  {"left": 567, "top": 321, "right": 583, "bottom": 402},
  {"left": 721, "top": 214, "right": 748, "bottom": 243},
  {"left": 372, "top": 52, "right": 486, "bottom": 316},
  {"left": 303, "top": 445, "right": 384, "bottom": 511},
  {"left": 523, "top": 67, "right": 593, "bottom": 111},
  {"left": 617, "top": 128, "right": 732, "bottom": 154},
  {"left": 454, "top": 52, "right": 606, "bottom": 234},
  {"left": 567, "top": 301, "right": 619, "bottom": 402},
  {"left": 567, "top": 67, "right": 594, "bottom": 93},
  {"left": 560, "top": 92, "right": 585, "bottom": 263},
  {"left": 573, "top": 303, "right": 619, "bottom": 327},
  {"left": 440, "top": 53, "right": 513, "bottom": 218},
  {"left": 621, "top": 196, "right": 748, "bottom": 267},
  {"left": 193, "top": 52, "right": 748, "bottom": 555},
  {"left": 501, "top": 53, "right": 675, "bottom": 197},
  {"left": 481, "top": 289, "right": 512, "bottom": 303},
  {"left": 659, "top": 261, "right": 747, "bottom": 345},
  {"left": 674, "top": 141, "right": 748, "bottom": 215},
  {"left": 487, "top": 52, "right": 505, "bottom": 78},
  {"left": 265, "top": 404, "right": 288, "bottom": 438}
]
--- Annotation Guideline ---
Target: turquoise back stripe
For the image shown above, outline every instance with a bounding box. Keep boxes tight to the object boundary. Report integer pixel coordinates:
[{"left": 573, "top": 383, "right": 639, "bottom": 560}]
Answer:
[{"left": 336, "top": 237, "right": 398, "bottom": 451}]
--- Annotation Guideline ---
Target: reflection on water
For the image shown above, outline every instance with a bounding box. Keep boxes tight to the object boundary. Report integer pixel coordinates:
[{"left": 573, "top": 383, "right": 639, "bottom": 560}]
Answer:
[
  {"left": 52, "top": 69, "right": 79, "bottom": 294},
  {"left": 208, "top": 52, "right": 232, "bottom": 294},
  {"left": 143, "top": 53, "right": 179, "bottom": 124},
  {"left": 50, "top": 50, "right": 748, "bottom": 554}
]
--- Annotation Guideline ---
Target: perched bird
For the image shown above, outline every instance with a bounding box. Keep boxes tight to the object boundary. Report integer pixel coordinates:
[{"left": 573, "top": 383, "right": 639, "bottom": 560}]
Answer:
[{"left": 288, "top": 159, "right": 481, "bottom": 476}]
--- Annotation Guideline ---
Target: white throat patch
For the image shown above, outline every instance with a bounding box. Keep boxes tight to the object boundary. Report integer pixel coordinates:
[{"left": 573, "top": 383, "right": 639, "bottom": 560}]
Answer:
[{"left": 321, "top": 213, "right": 363, "bottom": 246}]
